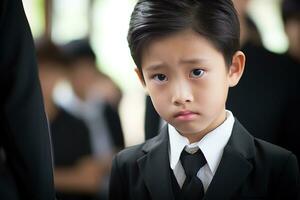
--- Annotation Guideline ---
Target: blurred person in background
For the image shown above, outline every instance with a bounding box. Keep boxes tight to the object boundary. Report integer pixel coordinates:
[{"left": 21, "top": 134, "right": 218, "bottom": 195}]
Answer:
[
  {"left": 62, "top": 39, "right": 122, "bottom": 110},
  {"left": 280, "top": 0, "right": 300, "bottom": 167},
  {"left": 59, "top": 39, "right": 125, "bottom": 199},
  {"left": 36, "top": 39, "right": 108, "bottom": 200},
  {"left": 227, "top": 0, "right": 300, "bottom": 165},
  {"left": 0, "top": 0, "right": 55, "bottom": 199}
]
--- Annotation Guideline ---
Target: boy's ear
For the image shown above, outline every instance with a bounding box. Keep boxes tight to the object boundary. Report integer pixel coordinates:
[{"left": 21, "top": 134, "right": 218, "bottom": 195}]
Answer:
[
  {"left": 228, "top": 51, "right": 245, "bottom": 87},
  {"left": 135, "top": 68, "right": 146, "bottom": 87}
]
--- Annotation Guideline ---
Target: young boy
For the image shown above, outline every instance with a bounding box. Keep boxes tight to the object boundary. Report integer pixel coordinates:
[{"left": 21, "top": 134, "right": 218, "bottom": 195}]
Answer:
[{"left": 109, "top": 0, "right": 300, "bottom": 199}]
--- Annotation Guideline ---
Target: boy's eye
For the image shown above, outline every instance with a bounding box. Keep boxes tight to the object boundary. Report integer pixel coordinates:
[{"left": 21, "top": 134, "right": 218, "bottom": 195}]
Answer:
[
  {"left": 153, "top": 74, "right": 167, "bottom": 82},
  {"left": 190, "top": 69, "right": 204, "bottom": 78}
]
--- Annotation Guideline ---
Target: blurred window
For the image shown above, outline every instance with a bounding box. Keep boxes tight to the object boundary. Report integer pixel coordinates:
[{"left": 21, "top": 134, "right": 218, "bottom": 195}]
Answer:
[
  {"left": 91, "top": 0, "right": 137, "bottom": 90},
  {"left": 23, "top": 0, "right": 45, "bottom": 38},
  {"left": 52, "top": 0, "right": 90, "bottom": 43}
]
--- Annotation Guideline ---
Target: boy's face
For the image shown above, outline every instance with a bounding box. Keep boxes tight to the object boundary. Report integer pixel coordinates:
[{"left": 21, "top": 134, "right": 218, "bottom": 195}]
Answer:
[
  {"left": 69, "top": 58, "right": 98, "bottom": 100},
  {"left": 137, "top": 29, "right": 244, "bottom": 142}
]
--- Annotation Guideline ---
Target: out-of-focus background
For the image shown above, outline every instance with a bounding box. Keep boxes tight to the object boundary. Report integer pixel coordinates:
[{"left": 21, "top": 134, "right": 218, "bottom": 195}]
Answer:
[
  {"left": 23, "top": 0, "right": 289, "bottom": 147},
  {"left": 22, "top": 0, "right": 300, "bottom": 199}
]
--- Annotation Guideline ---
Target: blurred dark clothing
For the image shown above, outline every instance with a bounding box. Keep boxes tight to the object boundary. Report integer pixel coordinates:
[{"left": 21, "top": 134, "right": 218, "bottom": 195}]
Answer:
[
  {"left": 51, "top": 108, "right": 96, "bottom": 200},
  {"left": 61, "top": 97, "right": 124, "bottom": 156},
  {"left": 51, "top": 108, "right": 92, "bottom": 167},
  {"left": 281, "top": 0, "right": 300, "bottom": 23},
  {"left": 277, "top": 53, "right": 300, "bottom": 166},
  {"left": 227, "top": 42, "right": 300, "bottom": 164},
  {"left": 0, "top": 0, "right": 56, "bottom": 199},
  {"left": 103, "top": 103, "right": 125, "bottom": 150},
  {"left": 227, "top": 42, "right": 287, "bottom": 143},
  {"left": 145, "top": 95, "right": 161, "bottom": 140}
]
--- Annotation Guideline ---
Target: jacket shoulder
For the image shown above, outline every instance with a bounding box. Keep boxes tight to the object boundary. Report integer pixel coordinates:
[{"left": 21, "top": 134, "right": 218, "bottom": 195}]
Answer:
[
  {"left": 114, "top": 135, "right": 160, "bottom": 166},
  {"left": 254, "top": 138, "right": 294, "bottom": 159},
  {"left": 253, "top": 138, "right": 300, "bottom": 198},
  {"left": 253, "top": 138, "right": 298, "bottom": 173},
  {"left": 115, "top": 143, "right": 145, "bottom": 165}
]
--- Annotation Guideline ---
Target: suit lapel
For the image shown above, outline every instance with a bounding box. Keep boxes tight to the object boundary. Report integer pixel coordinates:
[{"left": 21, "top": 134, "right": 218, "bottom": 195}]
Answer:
[
  {"left": 137, "top": 126, "right": 174, "bottom": 200},
  {"left": 204, "top": 120, "right": 255, "bottom": 200}
]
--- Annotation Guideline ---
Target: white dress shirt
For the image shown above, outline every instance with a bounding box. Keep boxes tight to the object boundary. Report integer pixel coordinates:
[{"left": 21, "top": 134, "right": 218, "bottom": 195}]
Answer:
[{"left": 168, "top": 110, "right": 235, "bottom": 192}]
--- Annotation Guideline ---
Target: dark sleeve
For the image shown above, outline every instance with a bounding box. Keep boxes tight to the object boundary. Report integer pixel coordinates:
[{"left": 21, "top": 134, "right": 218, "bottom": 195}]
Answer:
[
  {"left": 104, "top": 103, "right": 125, "bottom": 150},
  {"left": 281, "top": 97, "right": 300, "bottom": 171},
  {"left": 0, "top": 0, "right": 56, "bottom": 199},
  {"left": 109, "top": 156, "right": 128, "bottom": 200},
  {"left": 279, "top": 62, "right": 300, "bottom": 171},
  {"left": 145, "top": 95, "right": 161, "bottom": 140},
  {"left": 276, "top": 153, "right": 300, "bottom": 200}
]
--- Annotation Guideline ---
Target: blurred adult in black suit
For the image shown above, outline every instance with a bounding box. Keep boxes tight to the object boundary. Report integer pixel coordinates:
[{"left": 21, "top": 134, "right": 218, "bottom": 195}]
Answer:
[
  {"left": 37, "top": 39, "right": 109, "bottom": 200},
  {"left": 280, "top": 0, "right": 300, "bottom": 167},
  {"left": 227, "top": 0, "right": 287, "bottom": 143},
  {"left": 59, "top": 39, "right": 125, "bottom": 199},
  {"left": 227, "top": 0, "right": 300, "bottom": 164},
  {"left": 0, "top": 0, "right": 55, "bottom": 199},
  {"left": 61, "top": 39, "right": 124, "bottom": 152}
]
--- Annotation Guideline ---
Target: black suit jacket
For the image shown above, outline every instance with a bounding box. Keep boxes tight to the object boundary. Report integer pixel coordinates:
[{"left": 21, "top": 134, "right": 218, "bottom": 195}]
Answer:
[
  {"left": 0, "top": 0, "right": 55, "bottom": 199},
  {"left": 109, "top": 120, "right": 300, "bottom": 200}
]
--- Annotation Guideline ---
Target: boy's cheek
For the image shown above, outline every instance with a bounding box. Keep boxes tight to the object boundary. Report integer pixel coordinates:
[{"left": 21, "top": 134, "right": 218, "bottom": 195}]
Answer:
[{"left": 150, "top": 96, "right": 166, "bottom": 110}]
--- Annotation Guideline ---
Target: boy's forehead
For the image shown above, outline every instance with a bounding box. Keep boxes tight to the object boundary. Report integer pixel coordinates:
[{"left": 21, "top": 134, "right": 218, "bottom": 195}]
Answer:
[{"left": 140, "top": 29, "right": 221, "bottom": 69}]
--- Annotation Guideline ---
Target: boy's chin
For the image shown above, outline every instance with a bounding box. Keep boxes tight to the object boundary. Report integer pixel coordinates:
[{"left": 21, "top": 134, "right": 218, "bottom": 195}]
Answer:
[{"left": 176, "top": 127, "right": 207, "bottom": 137}]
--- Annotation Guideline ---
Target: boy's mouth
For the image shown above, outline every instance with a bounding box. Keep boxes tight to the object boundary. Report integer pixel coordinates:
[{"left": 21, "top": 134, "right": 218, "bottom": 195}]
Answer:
[{"left": 174, "top": 110, "right": 199, "bottom": 120}]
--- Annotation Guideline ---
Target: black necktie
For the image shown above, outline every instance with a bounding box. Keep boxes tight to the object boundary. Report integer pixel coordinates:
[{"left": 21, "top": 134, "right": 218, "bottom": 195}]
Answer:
[{"left": 180, "top": 148, "right": 206, "bottom": 200}]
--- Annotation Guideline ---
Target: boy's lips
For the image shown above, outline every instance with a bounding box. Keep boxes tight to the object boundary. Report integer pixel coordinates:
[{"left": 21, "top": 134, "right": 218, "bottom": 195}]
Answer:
[{"left": 174, "top": 110, "right": 199, "bottom": 120}]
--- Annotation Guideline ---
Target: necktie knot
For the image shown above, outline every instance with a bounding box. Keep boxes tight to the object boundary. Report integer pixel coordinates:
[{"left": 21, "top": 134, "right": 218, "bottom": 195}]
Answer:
[{"left": 180, "top": 148, "right": 206, "bottom": 178}]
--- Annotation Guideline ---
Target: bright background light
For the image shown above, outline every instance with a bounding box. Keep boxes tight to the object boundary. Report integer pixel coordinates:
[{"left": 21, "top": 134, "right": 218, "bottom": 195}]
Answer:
[{"left": 248, "top": 0, "right": 289, "bottom": 53}]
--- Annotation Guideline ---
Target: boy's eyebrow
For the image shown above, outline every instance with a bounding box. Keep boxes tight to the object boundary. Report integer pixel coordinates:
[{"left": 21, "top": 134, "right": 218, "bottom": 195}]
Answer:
[
  {"left": 179, "top": 58, "right": 208, "bottom": 64},
  {"left": 144, "top": 58, "right": 209, "bottom": 71},
  {"left": 143, "top": 62, "right": 165, "bottom": 71}
]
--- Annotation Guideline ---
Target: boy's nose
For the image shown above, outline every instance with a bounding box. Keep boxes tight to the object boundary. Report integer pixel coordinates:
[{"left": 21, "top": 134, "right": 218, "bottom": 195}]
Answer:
[{"left": 171, "top": 81, "right": 193, "bottom": 106}]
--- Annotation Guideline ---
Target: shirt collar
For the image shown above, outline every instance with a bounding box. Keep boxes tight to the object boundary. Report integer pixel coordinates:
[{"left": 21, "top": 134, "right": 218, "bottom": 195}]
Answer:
[{"left": 168, "top": 110, "right": 235, "bottom": 174}]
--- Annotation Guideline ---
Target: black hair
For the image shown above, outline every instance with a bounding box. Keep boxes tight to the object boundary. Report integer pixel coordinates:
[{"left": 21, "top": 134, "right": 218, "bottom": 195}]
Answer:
[
  {"left": 281, "top": 0, "right": 300, "bottom": 23},
  {"left": 61, "top": 39, "right": 97, "bottom": 63},
  {"left": 35, "top": 38, "right": 69, "bottom": 68},
  {"left": 128, "top": 0, "right": 240, "bottom": 70}
]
